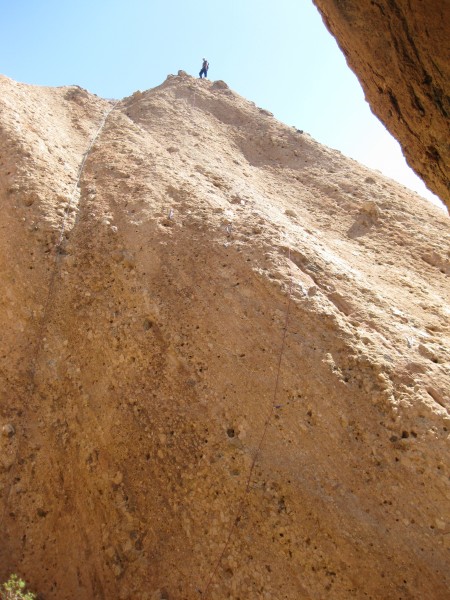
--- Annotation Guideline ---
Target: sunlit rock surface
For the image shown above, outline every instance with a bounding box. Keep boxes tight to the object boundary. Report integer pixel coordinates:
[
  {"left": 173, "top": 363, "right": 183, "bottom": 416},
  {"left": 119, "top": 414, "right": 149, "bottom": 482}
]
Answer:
[{"left": 0, "top": 73, "right": 449, "bottom": 599}]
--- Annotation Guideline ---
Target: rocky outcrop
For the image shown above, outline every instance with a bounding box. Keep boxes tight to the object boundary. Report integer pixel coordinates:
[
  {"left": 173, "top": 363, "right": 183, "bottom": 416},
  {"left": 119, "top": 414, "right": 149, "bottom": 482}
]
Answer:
[
  {"left": 0, "top": 73, "right": 449, "bottom": 599},
  {"left": 313, "top": 0, "right": 450, "bottom": 211}
]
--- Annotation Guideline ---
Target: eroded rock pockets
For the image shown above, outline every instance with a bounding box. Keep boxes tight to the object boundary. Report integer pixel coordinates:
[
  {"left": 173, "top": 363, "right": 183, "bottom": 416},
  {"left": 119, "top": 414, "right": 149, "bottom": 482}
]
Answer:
[{"left": 0, "top": 73, "right": 449, "bottom": 600}]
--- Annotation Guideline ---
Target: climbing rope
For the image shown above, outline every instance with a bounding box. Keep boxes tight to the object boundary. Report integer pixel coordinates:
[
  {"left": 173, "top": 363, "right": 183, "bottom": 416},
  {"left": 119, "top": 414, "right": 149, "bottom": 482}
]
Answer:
[
  {"left": 56, "top": 99, "right": 120, "bottom": 247},
  {"left": 200, "top": 248, "right": 294, "bottom": 598},
  {"left": 31, "top": 99, "right": 120, "bottom": 380},
  {"left": 118, "top": 86, "right": 296, "bottom": 596},
  {"left": 0, "top": 98, "right": 119, "bottom": 532},
  {"left": 1, "top": 82, "right": 294, "bottom": 599}
]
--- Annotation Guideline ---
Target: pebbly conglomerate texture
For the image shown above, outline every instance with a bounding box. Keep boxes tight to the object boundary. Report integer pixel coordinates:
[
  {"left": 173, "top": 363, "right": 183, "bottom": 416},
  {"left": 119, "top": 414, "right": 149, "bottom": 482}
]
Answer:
[{"left": 0, "top": 73, "right": 449, "bottom": 599}]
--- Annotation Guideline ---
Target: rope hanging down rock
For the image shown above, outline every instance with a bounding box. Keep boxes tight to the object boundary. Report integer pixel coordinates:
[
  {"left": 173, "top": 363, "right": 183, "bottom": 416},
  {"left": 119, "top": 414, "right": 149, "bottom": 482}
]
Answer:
[
  {"left": 200, "top": 249, "right": 294, "bottom": 598},
  {"left": 0, "top": 98, "right": 119, "bottom": 533}
]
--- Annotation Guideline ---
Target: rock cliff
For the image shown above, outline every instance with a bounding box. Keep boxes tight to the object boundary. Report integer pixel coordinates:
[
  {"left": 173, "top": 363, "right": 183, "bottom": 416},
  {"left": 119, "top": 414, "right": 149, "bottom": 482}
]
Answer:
[
  {"left": 0, "top": 72, "right": 449, "bottom": 599},
  {"left": 313, "top": 0, "right": 450, "bottom": 211}
]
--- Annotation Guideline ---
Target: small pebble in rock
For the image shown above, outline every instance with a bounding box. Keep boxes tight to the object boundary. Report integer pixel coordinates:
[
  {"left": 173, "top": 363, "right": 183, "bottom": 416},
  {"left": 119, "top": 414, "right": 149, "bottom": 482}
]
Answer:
[
  {"left": 112, "top": 471, "right": 123, "bottom": 485},
  {"left": 2, "top": 424, "right": 15, "bottom": 438}
]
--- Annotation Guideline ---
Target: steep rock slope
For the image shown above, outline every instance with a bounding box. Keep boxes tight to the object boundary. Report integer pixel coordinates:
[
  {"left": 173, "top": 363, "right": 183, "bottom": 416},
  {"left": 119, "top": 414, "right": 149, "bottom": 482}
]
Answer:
[
  {"left": 0, "top": 73, "right": 449, "bottom": 600},
  {"left": 313, "top": 0, "right": 450, "bottom": 211}
]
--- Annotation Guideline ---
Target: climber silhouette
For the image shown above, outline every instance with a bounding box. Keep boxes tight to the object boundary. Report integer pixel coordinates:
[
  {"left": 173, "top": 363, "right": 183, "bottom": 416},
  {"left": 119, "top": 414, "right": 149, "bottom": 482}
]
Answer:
[{"left": 199, "top": 58, "right": 209, "bottom": 79}]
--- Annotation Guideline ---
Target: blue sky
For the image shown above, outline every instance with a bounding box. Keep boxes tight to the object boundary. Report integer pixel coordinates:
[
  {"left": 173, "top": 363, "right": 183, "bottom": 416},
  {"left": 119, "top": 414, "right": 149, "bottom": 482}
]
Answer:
[{"left": 1, "top": 0, "right": 444, "bottom": 208}]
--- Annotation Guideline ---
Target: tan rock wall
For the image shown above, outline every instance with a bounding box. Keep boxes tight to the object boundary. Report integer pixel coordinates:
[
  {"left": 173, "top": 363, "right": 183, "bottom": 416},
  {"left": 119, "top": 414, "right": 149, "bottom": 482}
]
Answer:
[
  {"left": 313, "top": 0, "right": 450, "bottom": 211},
  {"left": 0, "top": 74, "right": 449, "bottom": 599}
]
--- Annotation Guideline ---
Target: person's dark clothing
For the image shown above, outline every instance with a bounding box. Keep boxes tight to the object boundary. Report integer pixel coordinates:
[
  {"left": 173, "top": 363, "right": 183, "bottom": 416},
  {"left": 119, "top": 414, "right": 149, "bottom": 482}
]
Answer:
[{"left": 199, "top": 60, "right": 209, "bottom": 78}]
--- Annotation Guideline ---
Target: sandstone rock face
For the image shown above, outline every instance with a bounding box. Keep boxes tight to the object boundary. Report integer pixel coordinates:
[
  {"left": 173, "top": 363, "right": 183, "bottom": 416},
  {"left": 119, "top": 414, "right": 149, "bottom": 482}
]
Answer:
[
  {"left": 313, "top": 0, "right": 450, "bottom": 211},
  {"left": 0, "top": 73, "right": 449, "bottom": 599}
]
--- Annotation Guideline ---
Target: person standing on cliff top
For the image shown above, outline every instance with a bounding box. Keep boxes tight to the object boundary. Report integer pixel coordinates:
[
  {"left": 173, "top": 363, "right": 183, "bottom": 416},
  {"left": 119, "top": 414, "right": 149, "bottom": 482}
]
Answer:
[{"left": 199, "top": 58, "right": 209, "bottom": 79}]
